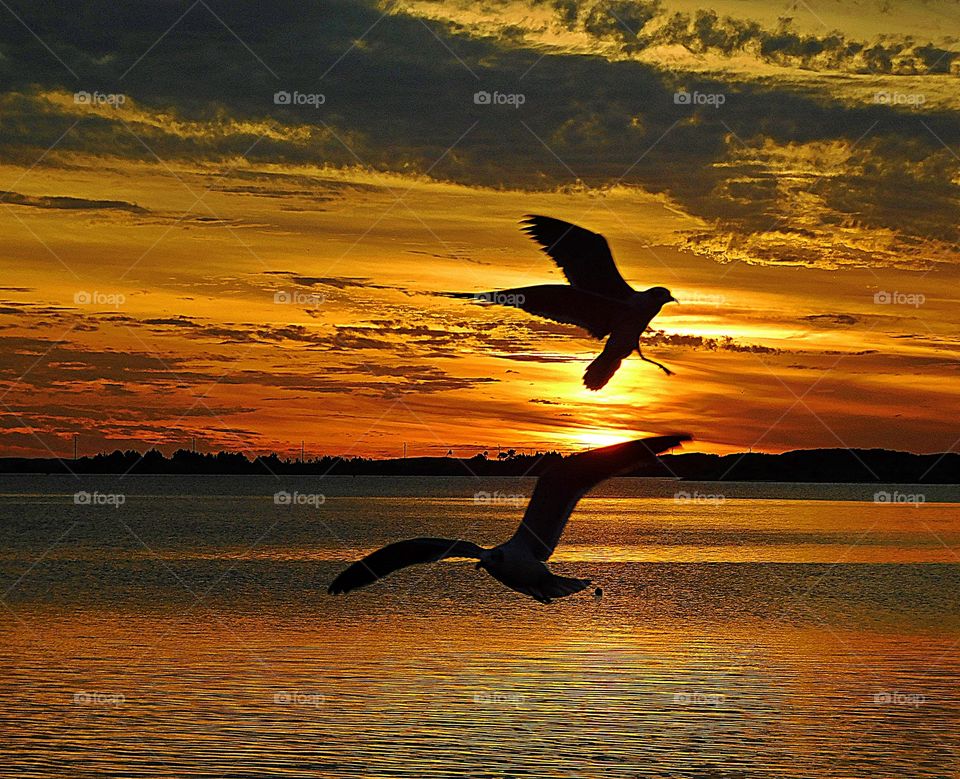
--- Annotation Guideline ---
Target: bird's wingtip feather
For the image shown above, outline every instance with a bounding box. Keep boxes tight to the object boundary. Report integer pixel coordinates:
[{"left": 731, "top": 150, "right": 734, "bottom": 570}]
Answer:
[
  {"left": 658, "top": 433, "right": 693, "bottom": 449},
  {"left": 518, "top": 214, "right": 543, "bottom": 229},
  {"left": 327, "top": 573, "right": 354, "bottom": 595},
  {"left": 629, "top": 433, "right": 693, "bottom": 454}
]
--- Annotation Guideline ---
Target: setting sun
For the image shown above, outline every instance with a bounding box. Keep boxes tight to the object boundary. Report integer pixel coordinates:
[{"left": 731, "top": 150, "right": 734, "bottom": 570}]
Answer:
[{"left": 572, "top": 430, "right": 643, "bottom": 449}]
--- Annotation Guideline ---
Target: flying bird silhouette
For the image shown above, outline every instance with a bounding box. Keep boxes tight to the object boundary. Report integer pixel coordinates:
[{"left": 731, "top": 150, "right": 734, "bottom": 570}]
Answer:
[
  {"left": 449, "top": 215, "right": 678, "bottom": 390},
  {"left": 328, "top": 434, "right": 690, "bottom": 604}
]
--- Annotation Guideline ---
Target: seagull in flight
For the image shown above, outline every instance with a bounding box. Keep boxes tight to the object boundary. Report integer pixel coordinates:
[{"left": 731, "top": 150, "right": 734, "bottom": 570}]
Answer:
[
  {"left": 328, "top": 434, "right": 690, "bottom": 604},
  {"left": 450, "top": 215, "right": 678, "bottom": 390}
]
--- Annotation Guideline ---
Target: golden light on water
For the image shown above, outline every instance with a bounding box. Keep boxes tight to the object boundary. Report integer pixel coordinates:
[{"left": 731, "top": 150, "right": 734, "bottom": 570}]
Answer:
[{"left": 6, "top": 483, "right": 960, "bottom": 774}]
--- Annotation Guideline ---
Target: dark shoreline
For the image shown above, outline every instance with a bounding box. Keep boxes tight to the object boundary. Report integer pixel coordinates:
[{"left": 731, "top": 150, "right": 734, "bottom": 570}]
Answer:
[{"left": 1, "top": 448, "right": 957, "bottom": 483}]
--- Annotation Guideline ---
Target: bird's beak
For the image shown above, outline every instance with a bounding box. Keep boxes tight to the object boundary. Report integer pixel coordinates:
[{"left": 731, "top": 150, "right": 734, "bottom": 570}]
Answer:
[{"left": 668, "top": 296, "right": 679, "bottom": 304}]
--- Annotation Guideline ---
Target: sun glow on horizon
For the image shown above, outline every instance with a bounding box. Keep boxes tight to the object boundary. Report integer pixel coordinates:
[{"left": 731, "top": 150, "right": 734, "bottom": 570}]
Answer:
[{"left": 571, "top": 430, "right": 641, "bottom": 449}]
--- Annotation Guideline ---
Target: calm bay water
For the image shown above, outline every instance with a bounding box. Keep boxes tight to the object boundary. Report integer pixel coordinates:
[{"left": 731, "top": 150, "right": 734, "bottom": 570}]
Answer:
[{"left": 2, "top": 475, "right": 959, "bottom": 778}]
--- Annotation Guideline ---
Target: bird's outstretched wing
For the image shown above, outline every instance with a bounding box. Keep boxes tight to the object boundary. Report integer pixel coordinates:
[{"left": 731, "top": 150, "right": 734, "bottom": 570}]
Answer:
[
  {"left": 508, "top": 435, "right": 692, "bottom": 560},
  {"left": 520, "top": 215, "right": 635, "bottom": 301},
  {"left": 328, "top": 537, "right": 484, "bottom": 594},
  {"left": 446, "top": 285, "right": 632, "bottom": 339}
]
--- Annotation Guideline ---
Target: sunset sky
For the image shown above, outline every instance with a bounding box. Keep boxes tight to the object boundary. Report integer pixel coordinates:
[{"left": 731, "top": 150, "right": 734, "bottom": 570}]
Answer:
[{"left": 1, "top": 0, "right": 959, "bottom": 459}]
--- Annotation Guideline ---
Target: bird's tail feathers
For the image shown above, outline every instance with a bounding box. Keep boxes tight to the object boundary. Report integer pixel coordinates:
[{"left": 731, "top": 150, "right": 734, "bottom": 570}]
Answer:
[
  {"left": 583, "top": 352, "right": 621, "bottom": 391},
  {"left": 545, "top": 574, "right": 592, "bottom": 599}
]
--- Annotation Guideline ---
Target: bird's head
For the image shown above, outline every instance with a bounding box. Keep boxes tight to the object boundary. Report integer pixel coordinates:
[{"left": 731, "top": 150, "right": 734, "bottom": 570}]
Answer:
[
  {"left": 646, "top": 286, "right": 678, "bottom": 306},
  {"left": 476, "top": 547, "right": 504, "bottom": 571}
]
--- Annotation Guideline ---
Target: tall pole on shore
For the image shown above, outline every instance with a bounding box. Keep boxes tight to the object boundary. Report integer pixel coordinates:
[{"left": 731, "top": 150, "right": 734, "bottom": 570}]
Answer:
[
  {"left": 301, "top": 440, "right": 305, "bottom": 463},
  {"left": 73, "top": 434, "right": 78, "bottom": 461},
  {"left": 403, "top": 441, "right": 407, "bottom": 459}
]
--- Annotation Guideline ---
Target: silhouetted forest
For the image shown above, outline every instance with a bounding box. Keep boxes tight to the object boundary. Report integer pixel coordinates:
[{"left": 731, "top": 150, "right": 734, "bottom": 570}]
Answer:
[{"left": 0, "top": 447, "right": 957, "bottom": 483}]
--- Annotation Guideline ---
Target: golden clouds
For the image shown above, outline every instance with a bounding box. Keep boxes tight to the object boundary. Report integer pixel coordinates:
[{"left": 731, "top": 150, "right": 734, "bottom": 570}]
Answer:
[
  {"left": 2, "top": 155, "right": 959, "bottom": 457},
  {"left": 1, "top": 0, "right": 958, "bottom": 458}
]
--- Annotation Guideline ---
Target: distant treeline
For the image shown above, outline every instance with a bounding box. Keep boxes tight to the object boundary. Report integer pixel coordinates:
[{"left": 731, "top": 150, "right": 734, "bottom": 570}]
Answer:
[{"left": 0, "top": 447, "right": 958, "bottom": 483}]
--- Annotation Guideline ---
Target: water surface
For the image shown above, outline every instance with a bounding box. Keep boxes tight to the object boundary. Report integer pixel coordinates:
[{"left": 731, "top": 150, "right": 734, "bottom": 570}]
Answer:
[{"left": 2, "top": 476, "right": 959, "bottom": 777}]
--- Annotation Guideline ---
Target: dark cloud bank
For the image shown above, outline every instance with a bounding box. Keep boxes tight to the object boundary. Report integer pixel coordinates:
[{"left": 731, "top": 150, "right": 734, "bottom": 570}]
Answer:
[{"left": 0, "top": 0, "right": 957, "bottom": 267}]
